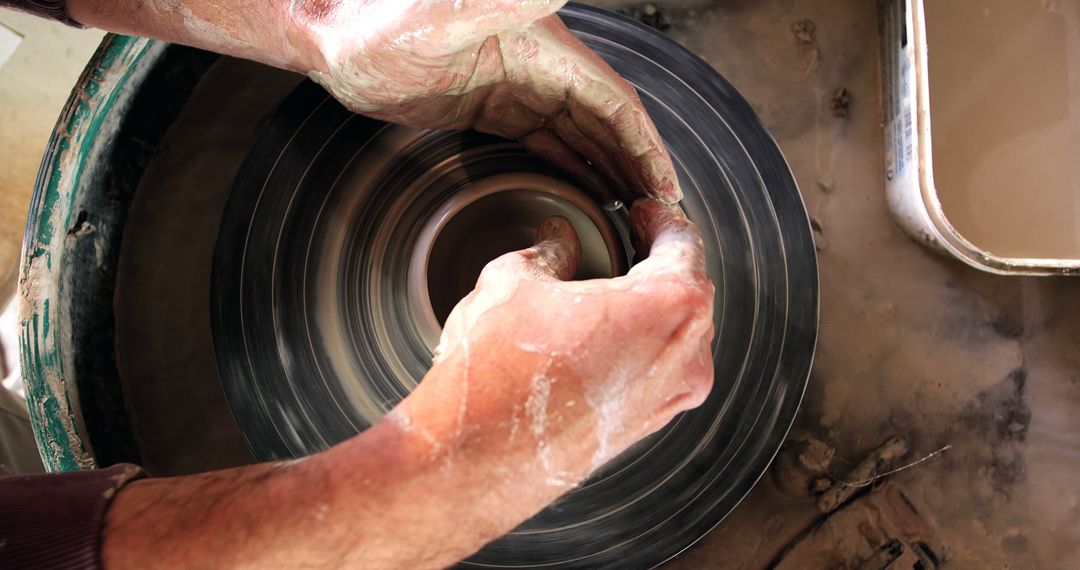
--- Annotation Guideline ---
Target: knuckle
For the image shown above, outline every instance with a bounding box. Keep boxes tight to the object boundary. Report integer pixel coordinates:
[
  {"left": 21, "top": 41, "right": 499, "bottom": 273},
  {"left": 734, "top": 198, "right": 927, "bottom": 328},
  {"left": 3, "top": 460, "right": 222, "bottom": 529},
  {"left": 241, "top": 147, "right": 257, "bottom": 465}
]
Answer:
[
  {"left": 477, "top": 251, "right": 529, "bottom": 284},
  {"left": 657, "top": 366, "right": 714, "bottom": 417},
  {"left": 686, "top": 271, "right": 714, "bottom": 301},
  {"left": 686, "top": 371, "right": 713, "bottom": 407},
  {"left": 655, "top": 273, "right": 713, "bottom": 316},
  {"left": 689, "top": 279, "right": 715, "bottom": 320},
  {"left": 684, "top": 354, "right": 716, "bottom": 407}
]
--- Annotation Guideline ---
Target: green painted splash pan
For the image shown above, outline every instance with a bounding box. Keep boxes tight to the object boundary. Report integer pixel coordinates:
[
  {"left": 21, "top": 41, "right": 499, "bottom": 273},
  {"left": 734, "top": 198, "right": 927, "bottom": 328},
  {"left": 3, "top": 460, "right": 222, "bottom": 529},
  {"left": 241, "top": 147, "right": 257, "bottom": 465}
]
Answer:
[{"left": 19, "top": 35, "right": 217, "bottom": 471}]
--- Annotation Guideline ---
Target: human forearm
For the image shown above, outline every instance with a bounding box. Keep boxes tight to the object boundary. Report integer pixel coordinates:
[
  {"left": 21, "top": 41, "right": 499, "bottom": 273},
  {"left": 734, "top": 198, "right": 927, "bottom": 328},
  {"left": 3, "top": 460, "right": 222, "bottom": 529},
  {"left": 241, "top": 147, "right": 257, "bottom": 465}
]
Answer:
[
  {"left": 56, "top": 0, "right": 681, "bottom": 204},
  {"left": 65, "top": 0, "right": 326, "bottom": 73},
  {"left": 305, "top": 353, "right": 602, "bottom": 569},
  {"left": 102, "top": 357, "right": 593, "bottom": 569},
  {"left": 102, "top": 204, "right": 711, "bottom": 569}
]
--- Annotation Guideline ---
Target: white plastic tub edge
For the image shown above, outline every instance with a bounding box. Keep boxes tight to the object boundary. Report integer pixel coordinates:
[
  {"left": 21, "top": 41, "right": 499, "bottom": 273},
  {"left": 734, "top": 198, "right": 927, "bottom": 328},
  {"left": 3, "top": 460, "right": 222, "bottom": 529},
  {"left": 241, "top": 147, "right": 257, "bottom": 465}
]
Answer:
[{"left": 880, "top": 0, "right": 1080, "bottom": 277}]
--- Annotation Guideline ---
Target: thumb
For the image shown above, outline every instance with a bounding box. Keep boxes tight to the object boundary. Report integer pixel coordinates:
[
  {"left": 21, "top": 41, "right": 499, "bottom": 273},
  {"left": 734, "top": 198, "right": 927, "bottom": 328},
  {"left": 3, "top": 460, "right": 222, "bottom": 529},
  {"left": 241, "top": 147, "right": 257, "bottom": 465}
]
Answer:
[
  {"left": 527, "top": 215, "right": 582, "bottom": 281},
  {"left": 627, "top": 198, "right": 707, "bottom": 276}
]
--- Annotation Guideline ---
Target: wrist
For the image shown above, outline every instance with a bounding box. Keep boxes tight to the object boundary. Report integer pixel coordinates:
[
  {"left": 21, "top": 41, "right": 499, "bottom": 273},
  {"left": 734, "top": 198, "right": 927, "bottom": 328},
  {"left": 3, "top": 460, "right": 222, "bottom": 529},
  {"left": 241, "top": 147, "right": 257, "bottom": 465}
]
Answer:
[
  {"left": 396, "top": 349, "right": 599, "bottom": 499},
  {"left": 282, "top": 2, "right": 332, "bottom": 74},
  {"left": 67, "top": 0, "right": 328, "bottom": 74},
  {"left": 306, "top": 356, "right": 592, "bottom": 563},
  {"left": 285, "top": 0, "right": 356, "bottom": 77},
  {"left": 304, "top": 406, "right": 513, "bottom": 567}
]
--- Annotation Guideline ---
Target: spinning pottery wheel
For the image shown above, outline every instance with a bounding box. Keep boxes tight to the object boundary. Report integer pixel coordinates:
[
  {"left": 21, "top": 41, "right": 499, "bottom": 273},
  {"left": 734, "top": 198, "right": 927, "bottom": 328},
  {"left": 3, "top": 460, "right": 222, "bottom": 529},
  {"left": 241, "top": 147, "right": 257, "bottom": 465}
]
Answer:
[
  {"left": 211, "top": 4, "right": 817, "bottom": 568},
  {"left": 17, "top": 2, "right": 815, "bottom": 569}
]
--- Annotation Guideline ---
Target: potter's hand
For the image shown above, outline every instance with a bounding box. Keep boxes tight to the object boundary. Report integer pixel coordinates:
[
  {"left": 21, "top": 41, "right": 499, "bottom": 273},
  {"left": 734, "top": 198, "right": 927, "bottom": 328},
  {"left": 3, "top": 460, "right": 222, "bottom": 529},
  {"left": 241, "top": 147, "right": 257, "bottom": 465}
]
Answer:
[
  {"left": 301, "top": 1, "right": 680, "bottom": 202},
  {"left": 425, "top": 198, "right": 715, "bottom": 473},
  {"left": 102, "top": 199, "right": 714, "bottom": 570},
  {"left": 348, "top": 197, "right": 714, "bottom": 564},
  {"left": 65, "top": 0, "right": 680, "bottom": 202}
]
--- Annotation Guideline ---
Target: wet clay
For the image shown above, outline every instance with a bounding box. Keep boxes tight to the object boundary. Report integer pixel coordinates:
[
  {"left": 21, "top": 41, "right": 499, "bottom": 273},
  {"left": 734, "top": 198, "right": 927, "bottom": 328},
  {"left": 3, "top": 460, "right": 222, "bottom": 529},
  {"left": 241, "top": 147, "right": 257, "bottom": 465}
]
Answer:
[{"left": 927, "top": 0, "right": 1080, "bottom": 259}]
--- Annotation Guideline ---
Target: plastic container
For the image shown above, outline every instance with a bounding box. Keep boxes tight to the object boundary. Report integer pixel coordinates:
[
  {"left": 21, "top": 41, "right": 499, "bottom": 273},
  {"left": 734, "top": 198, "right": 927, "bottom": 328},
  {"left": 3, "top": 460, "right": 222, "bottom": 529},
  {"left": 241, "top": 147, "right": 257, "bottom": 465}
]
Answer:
[{"left": 880, "top": 0, "right": 1080, "bottom": 275}]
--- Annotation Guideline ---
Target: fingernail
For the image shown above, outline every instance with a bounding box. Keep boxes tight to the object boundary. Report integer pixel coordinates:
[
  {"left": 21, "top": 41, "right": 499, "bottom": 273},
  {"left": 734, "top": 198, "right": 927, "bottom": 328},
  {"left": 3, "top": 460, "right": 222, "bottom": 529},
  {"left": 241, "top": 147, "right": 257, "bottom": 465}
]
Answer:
[{"left": 655, "top": 177, "right": 682, "bottom": 204}]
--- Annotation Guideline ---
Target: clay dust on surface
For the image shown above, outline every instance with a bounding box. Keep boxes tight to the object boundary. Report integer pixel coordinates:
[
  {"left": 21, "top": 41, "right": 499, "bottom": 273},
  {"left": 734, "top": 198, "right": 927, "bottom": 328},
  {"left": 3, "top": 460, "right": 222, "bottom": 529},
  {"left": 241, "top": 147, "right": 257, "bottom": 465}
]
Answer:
[{"left": 588, "top": 0, "right": 1080, "bottom": 568}]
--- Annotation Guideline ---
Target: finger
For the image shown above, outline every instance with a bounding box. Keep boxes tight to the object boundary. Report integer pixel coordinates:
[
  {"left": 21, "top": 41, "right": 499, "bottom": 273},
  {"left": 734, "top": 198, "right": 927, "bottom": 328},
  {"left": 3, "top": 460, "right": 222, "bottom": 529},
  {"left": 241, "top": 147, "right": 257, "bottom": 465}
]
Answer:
[
  {"left": 531, "top": 17, "right": 682, "bottom": 203},
  {"left": 445, "top": 213, "right": 577, "bottom": 350},
  {"left": 549, "top": 111, "right": 635, "bottom": 203},
  {"left": 476, "top": 88, "right": 623, "bottom": 202},
  {"left": 519, "top": 129, "right": 619, "bottom": 204},
  {"left": 569, "top": 75, "right": 682, "bottom": 204},
  {"left": 627, "top": 198, "right": 707, "bottom": 277},
  {"left": 529, "top": 216, "right": 582, "bottom": 281},
  {"left": 600, "top": 93, "right": 682, "bottom": 201},
  {"left": 471, "top": 83, "right": 548, "bottom": 139}
]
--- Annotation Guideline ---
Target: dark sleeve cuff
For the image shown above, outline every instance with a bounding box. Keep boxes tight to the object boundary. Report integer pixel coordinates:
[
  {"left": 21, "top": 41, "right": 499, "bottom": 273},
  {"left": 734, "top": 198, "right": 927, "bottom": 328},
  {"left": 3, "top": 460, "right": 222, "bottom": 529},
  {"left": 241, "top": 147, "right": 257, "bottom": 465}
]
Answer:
[
  {"left": 1, "top": 0, "right": 85, "bottom": 27},
  {"left": 0, "top": 464, "right": 147, "bottom": 569}
]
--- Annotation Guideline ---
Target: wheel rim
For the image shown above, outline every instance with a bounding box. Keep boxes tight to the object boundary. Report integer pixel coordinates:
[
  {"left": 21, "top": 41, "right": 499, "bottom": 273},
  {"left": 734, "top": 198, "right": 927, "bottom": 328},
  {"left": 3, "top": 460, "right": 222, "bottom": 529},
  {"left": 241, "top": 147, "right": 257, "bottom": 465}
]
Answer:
[{"left": 212, "top": 5, "right": 818, "bottom": 568}]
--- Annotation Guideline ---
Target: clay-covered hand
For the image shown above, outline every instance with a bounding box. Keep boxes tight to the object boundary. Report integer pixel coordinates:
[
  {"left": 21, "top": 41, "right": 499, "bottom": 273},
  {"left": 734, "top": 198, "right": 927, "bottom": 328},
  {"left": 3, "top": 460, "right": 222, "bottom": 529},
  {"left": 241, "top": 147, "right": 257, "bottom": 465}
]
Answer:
[
  {"left": 66, "top": 0, "right": 679, "bottom": 201},
  {"left": 296, "top": 0, "right": 680, "bottom": 202},
  {"left": 100, "top": 201, "right": 714, "bottom": 570},
  {"left": 393, "top": 198, "right": 714, "bottom": 501}
]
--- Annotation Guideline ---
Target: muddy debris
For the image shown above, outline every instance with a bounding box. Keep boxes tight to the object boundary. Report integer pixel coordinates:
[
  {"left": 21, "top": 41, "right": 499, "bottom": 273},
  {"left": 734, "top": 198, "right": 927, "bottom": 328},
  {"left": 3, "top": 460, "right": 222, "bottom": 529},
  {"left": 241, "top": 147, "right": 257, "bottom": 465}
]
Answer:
[
  {"left": 772, "top": 435, "right": 835, "bottom": 497},
  {"left": 770, "top": 484, "right": 948, "bottom": 570},
  {"left": 791, "top": 19, "right": 816, "bottom": 44},
  {"left": 621, "top": 3, "right": 672, "bottom": 31},
  {"left": 817, "top": 435, "right": 910, "bottom": 513},
  {"left": 831, "top": 87, "right": 852, "bottom": 118},
  {"left": 67, "top": 210, "right": 94, "bottom": 237},
  {"left": 990, "top": 311, "right": 1024, "bottom": 339},
  {"left": 796, "top": 47, "right": 820, "bottom": 82},
  {"left": 810, "top": 217, "right": 826, "bottom": 251},
  {"left": 996, "top": 368, "right": 1031, "bottom": 442},
  {"left": 791, "top": 18, "right": 820, "bottom": 82}
]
